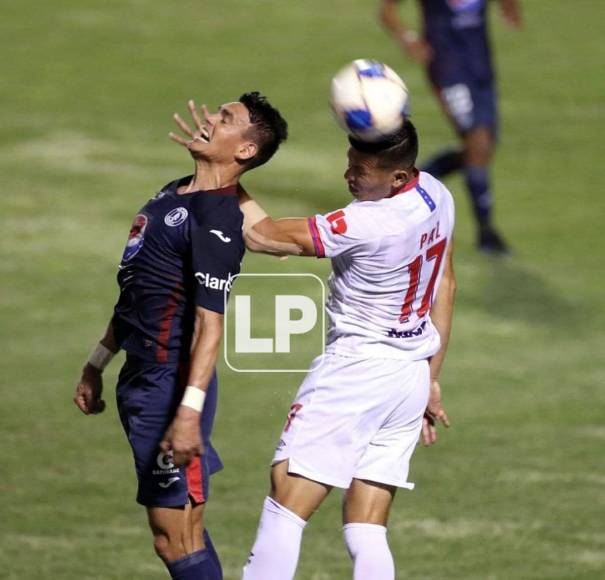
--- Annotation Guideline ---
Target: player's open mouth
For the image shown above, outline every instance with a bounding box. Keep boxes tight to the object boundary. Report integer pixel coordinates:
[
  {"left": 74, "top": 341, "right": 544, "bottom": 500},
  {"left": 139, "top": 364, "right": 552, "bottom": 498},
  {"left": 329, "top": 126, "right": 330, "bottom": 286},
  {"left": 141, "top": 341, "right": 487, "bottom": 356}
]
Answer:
[{"left": 193, "top": 129, "right": 210, "bottom": 144}]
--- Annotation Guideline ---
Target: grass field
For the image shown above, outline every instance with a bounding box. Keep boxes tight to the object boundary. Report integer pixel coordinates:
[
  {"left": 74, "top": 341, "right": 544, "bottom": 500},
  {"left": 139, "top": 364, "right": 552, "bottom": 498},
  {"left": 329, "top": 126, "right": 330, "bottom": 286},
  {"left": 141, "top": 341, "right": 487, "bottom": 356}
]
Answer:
[{"left": 1, "top": 1, "right": 604, "bottom": 578}]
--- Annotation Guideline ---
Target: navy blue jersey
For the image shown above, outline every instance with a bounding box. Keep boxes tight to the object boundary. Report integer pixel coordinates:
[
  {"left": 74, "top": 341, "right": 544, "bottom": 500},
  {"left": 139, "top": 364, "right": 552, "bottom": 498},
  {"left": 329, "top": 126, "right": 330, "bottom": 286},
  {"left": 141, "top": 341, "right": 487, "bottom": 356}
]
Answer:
[
  {"left": 420, "top": 0, "right": 493, "bottom": 85},
  {"left": 112, "top": 176, "right": 244, "bottom": 363}
]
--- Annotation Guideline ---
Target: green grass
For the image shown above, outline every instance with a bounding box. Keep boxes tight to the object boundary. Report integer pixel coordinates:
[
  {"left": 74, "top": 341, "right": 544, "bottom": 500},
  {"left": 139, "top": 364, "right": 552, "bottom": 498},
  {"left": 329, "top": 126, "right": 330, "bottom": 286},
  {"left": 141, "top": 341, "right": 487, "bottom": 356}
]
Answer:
[{"left": 1, "top": 1, "right": 604, "bottom": 578}]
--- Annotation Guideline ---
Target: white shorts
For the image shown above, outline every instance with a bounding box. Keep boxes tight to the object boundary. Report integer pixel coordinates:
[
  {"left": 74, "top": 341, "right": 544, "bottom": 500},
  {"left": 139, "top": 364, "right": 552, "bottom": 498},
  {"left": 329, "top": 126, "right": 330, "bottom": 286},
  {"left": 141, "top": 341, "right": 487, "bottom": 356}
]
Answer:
[{"left": 273, "top": 353, "right": 430, "bottom": 490}]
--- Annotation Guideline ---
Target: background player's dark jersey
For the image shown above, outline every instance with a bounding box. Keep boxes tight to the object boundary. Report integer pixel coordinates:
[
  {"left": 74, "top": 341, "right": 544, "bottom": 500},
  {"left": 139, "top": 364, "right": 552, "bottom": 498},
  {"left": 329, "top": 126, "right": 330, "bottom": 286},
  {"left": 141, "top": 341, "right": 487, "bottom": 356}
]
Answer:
[
  {"left": 420, "top": 0, "right": 493, "bottom": 84},
  {"left": 112, "top": 176, "right": 244, "bottom": 363}
]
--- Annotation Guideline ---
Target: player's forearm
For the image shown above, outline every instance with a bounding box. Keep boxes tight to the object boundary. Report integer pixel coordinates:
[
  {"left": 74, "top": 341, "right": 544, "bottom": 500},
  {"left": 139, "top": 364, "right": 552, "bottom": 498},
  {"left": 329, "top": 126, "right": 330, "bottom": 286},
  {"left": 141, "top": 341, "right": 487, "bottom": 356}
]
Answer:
[
  {"left": 380, "top": 0, "right": 412, "bottom": 40},
  {"left": 183, "top": 308, "right": 223, "bottom": 400},
  {"left": 85, "top": 321, "right": 119, "bottom": 374},
  {"left": 99, "top": 321, "right": 119, "bottom": 353},
  {"left": 428, "top": 270, "right": 456, "bottom": 381}
]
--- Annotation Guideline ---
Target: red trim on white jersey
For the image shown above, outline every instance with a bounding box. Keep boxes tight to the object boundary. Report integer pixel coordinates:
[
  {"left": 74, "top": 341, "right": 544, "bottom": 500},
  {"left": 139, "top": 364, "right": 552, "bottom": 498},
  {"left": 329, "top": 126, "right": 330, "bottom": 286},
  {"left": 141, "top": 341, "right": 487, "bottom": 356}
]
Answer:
[
  {"left": 307, "top": 216, "right": 326, "bottom": 258},
  {"left": 387, "top": 170, "right": 420, "bottom": 198}
]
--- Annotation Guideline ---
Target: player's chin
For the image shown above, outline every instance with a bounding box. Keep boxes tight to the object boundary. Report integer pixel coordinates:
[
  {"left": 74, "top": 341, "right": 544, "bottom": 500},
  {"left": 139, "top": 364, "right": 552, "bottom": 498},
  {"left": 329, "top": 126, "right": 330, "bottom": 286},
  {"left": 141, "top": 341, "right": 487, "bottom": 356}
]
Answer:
[{"left": 187, "top": 143, "right": 211, "bottom": 159}]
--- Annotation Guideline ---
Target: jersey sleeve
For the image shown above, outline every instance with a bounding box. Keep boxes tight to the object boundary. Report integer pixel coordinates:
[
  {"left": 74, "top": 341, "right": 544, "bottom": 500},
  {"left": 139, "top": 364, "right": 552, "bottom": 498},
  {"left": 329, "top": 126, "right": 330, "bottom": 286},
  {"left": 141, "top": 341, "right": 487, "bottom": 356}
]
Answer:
[
  {"left": 307, "top": 204, "right": 370, "bottom": 259},
  {"left": 190, "top": 198, "right": 244, "bottom": 314}
]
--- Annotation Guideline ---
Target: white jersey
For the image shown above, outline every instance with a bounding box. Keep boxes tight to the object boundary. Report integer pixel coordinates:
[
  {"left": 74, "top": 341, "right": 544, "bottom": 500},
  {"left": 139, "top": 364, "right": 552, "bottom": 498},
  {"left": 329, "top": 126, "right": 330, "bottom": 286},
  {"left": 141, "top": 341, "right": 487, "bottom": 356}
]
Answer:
[{"left": 308, "top": 171, "right": 455, "bottom": 361}]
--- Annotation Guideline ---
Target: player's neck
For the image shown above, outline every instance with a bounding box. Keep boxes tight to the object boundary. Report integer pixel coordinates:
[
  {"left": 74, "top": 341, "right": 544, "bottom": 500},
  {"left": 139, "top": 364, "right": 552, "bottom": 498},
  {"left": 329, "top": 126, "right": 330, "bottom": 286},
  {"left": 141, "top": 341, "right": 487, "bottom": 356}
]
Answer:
[{"left": 181, "top": 161, "right": 241, "bottom": 193}]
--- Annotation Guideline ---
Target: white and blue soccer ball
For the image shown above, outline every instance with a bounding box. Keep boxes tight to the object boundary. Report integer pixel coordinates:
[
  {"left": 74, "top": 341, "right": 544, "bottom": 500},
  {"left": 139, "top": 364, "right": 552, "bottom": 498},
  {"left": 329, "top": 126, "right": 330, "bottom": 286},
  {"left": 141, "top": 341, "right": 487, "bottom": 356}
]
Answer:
[{"left": 330, "top": 59, "right": 410, "bottom": 142}]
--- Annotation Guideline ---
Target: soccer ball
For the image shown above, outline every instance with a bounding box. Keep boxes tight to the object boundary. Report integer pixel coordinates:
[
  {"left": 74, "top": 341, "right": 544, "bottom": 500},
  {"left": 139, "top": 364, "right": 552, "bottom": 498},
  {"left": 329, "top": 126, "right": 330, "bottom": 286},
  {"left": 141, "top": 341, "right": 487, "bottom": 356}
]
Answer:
[{"left": 330, "top": 59, "right": 410, "bottom": 142}]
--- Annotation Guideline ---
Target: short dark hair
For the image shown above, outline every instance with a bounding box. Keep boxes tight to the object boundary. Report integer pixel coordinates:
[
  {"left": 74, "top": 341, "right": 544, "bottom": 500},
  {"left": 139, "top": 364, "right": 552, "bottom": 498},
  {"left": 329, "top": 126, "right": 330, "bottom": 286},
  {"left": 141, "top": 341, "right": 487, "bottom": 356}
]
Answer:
[
  {"left": 239, "top": 92, "right": 288, "bottom": 170},
  {"left": 349, "top": 120, "right": 419, "bottom": 171}
]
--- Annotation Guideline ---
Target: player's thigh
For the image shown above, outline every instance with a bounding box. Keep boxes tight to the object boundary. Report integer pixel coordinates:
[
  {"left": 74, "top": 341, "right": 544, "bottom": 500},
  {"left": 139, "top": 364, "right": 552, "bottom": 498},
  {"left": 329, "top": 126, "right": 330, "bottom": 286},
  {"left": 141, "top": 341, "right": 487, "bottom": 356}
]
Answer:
[
  {"left": 274, "top": 355, "right": 412, "bottom": 490},
  {"left": 435, "top": 80, "right": 497, "bottom": 145},
  {"left": 116, "top": 360, "right": 200, "bottom": 507},
  {"left": 353, "top": 359, "right": 430, "bottom": 489},
  {"left": 270, "top": 459, "right": 332, "bottom": 521},
  {"left": 343, "top": 479, "right": 396, "bottom": 526},
  {"left": 146, "top": 502, "right": 206, "bottom": 556}
]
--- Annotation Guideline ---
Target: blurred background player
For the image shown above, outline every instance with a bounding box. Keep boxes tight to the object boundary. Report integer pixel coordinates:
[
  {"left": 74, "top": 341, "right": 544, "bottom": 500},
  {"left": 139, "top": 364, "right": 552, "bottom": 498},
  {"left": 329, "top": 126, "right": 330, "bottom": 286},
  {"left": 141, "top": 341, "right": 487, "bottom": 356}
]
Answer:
[
  {"left": 73, "top": 94, "right": 289, "bottom": 580},
  {"left": 380, "top": 0, "right": 522, "bottom": 254},
  {"left": 239, "top": 122, "right": 456, "bottom": 580}
]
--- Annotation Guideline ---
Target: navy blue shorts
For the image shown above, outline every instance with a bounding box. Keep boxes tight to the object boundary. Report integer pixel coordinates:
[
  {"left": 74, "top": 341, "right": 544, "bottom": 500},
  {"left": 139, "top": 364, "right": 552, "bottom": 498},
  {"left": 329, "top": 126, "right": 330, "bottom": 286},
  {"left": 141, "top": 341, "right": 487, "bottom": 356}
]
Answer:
[
  {"left": 431, "top": 78, "right": 498, "bottom": 136},
  {"left": 116, "top": 357, "right": 223, "bottom": 507}
]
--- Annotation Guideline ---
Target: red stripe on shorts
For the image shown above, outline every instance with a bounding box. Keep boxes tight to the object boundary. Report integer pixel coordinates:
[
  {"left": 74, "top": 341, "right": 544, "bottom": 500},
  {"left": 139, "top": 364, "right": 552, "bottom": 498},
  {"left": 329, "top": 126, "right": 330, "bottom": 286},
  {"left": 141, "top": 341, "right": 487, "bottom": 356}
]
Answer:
[{"left": 186, "top": 456, "right": 205, "bottom": 504}]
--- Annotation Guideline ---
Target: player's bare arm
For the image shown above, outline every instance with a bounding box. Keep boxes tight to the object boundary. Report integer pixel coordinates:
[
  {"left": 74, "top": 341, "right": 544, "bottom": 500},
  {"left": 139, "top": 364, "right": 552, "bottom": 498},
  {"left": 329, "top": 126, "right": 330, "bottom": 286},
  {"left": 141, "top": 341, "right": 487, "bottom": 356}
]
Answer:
[
  {"left": 379, "top": 0, "right": 432, "bottom": 64},
  {"left": 74, "top": 321, "right": 119, "bottom": 415},
  {"left": 499, "top": 0, "right": 523, "bottom": 29},
  {"left": 160, "top": 306, "right": 223, "bottom": 467},
  {"left": 422, "top": 239, "right": 456, "bottom": 445},
  {"left": 236, "top": 188, "right": 314, "bottom": 256}
]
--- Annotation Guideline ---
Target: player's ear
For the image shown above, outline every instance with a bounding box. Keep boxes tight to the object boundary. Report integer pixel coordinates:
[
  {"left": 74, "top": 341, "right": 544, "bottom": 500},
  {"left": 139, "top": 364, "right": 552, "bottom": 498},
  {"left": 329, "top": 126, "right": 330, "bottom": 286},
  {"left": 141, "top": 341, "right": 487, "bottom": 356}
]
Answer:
[
  {"left": 236, "top": 141, "right": 258, "bottom": 163},
  {"left": 391, "top": 169, "right": 409, "bottom": 190}
]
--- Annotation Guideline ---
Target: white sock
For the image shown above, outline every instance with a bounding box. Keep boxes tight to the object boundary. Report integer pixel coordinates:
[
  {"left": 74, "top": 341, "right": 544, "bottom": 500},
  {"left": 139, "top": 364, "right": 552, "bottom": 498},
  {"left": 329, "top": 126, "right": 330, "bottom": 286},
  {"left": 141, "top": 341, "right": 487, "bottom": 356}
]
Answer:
[
  {"left": 343, "top": 523, "right": 395, "bottom": 580},
  {"left": 242, "top": 496, "right": 307, "bottom": 580}
]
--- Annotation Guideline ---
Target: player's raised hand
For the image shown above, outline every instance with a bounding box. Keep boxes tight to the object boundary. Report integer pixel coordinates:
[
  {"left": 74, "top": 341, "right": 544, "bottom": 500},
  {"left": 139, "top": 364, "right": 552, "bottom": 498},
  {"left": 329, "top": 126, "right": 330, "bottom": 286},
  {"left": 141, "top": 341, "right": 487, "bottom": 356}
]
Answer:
[
  {"left": 160, "top": 406, "right": 204, "bottom": 467},
  {"left": 421, "top": 379, "right": 450, "bottom": 446},
  {"left": 73, "top": 365, "right": 106, "bottom": 415},
  {"left": 169, "top": 99, "right": 207, "bottom": 147}
]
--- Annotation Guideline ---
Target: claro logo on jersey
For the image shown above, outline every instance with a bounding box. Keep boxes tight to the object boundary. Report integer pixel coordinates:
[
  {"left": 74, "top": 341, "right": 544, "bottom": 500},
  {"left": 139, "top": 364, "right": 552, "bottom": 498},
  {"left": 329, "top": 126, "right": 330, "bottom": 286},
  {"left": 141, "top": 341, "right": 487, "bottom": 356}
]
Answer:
[{"left": 195, "top": 272, "right": 234, "bottom": 292}]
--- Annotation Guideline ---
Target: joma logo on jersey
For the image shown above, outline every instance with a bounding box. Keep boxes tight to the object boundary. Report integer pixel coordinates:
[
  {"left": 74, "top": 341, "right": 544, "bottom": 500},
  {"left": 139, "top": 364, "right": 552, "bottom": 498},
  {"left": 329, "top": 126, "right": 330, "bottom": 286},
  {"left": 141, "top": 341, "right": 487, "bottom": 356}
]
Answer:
[{"left": 195, "top": 272, "right": 233, "bottom": 291}]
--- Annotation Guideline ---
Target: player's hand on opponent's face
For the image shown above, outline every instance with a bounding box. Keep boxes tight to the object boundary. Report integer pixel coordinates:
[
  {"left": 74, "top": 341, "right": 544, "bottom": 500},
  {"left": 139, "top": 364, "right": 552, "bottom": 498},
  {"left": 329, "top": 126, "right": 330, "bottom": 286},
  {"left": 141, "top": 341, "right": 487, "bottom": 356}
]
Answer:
[
  {"left": 421, "top": 379, "right": 450, "bottom": 446},
  {"left": 169, "top": 99, "right": 210, "bottom": 148},
  {"left": 73, "top": 364, "right": 106, "bottom": 415},
  {"left": 160, "top": 406, "right": 204, "bottom": 467}
]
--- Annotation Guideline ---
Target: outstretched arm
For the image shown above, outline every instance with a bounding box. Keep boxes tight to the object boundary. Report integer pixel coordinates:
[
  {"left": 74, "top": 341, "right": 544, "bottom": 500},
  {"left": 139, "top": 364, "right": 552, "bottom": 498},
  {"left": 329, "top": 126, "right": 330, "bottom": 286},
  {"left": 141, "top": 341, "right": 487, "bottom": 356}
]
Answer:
[
  {"left": 422, "top": 239, "right": 456, "bottom": 445},
  {"left": 238, "top": 189, "right": 316, "bottom": 257},
  {"left": 74, "top": 321, "right": 119, "bottom": 415}
]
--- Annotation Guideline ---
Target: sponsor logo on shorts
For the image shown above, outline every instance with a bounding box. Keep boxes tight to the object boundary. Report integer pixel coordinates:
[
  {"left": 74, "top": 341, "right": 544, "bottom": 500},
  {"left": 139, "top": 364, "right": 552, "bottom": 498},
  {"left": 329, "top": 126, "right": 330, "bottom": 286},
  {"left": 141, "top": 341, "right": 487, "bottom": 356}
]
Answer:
[
  {"left": 153, "top": 450, "right": 179, "bottom": 476},
  {"left": 159, "top": 477, "right": 180, "bottom": 489},
  {"left": 387, "top": 320, "right": 427, "bottom": 339},
  {"left": 164, "top": 207, "right": 189, "bottom": 227}
]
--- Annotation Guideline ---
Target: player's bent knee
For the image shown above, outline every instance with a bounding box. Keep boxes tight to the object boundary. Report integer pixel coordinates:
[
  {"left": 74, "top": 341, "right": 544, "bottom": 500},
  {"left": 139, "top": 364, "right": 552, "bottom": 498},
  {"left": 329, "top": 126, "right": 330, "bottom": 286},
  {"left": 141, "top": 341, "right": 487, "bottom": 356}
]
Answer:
[{"left": 152, "top": 531, "right": 185, "bottom": 563}]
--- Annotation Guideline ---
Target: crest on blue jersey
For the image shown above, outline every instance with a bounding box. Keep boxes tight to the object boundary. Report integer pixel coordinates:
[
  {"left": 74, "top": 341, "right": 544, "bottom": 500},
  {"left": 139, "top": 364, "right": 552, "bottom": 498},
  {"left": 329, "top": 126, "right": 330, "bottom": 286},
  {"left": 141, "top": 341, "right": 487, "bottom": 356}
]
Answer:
[
  {"left": 121, "top": 213, "right": 148, "bottom": 262},
  {"left": 446, "top": 0, "right": 484, "bottom": 13},
  {"left": 164, "top": 207, "right": 189, "bottom": 227}
]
